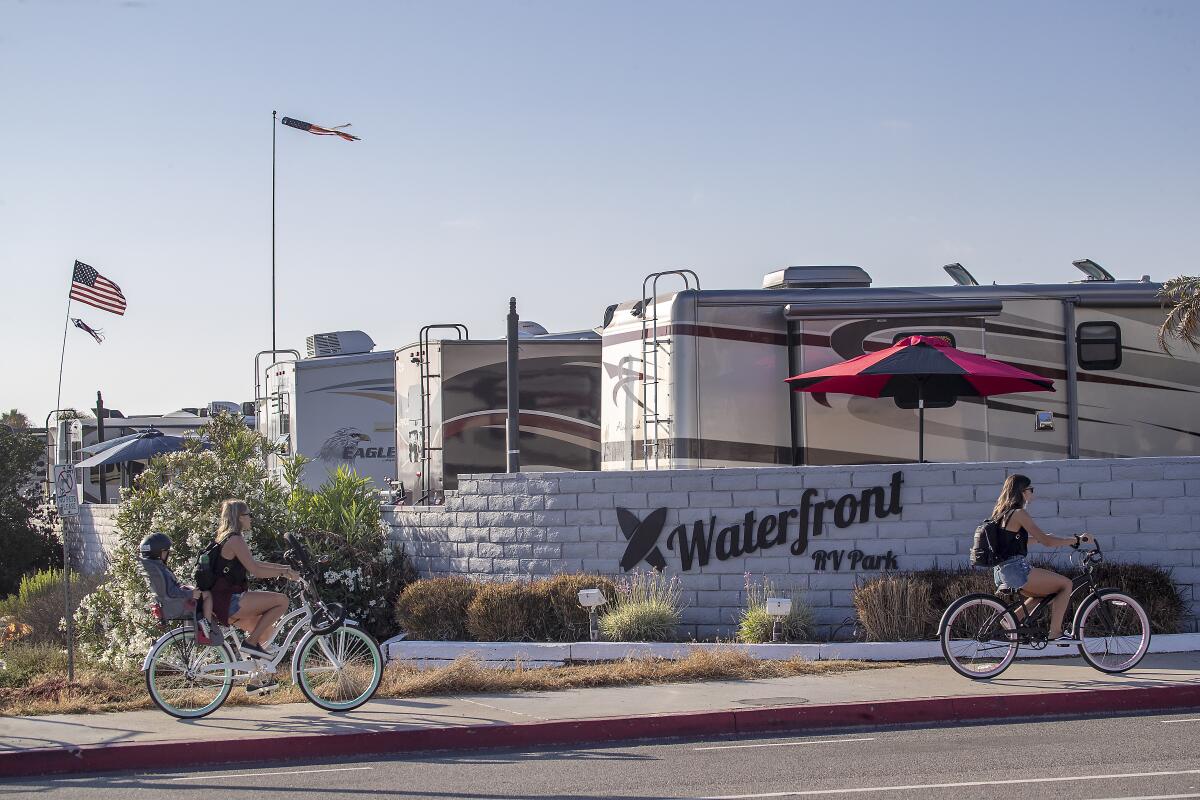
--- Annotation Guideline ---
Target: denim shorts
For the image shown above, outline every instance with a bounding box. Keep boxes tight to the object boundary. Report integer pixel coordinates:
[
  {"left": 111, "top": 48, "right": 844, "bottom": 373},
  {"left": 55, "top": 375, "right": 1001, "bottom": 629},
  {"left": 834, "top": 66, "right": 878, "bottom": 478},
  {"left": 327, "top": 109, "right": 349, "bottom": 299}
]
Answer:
[
  {"left": 994, "top": 556, "right": 1031, "bottom": 590},
  {"left": 228, "top": 593, "right": 242, "bottom": 618}
]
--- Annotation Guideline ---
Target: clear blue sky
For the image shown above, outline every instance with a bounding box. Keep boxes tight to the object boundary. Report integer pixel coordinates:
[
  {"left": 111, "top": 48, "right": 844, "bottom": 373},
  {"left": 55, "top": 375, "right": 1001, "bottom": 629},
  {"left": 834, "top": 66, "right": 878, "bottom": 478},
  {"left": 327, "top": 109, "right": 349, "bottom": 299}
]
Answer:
[{"left": 2, "top": 0, "right": 1197, "bottom": 423}]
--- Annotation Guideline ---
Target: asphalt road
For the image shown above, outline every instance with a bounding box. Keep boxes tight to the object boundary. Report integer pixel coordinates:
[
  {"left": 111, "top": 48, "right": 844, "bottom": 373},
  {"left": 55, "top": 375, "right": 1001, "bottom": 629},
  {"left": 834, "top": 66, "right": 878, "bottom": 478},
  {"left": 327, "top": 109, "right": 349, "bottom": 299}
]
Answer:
[{"left": 5, "top": 711, "right": 1200, "bottom": 799}]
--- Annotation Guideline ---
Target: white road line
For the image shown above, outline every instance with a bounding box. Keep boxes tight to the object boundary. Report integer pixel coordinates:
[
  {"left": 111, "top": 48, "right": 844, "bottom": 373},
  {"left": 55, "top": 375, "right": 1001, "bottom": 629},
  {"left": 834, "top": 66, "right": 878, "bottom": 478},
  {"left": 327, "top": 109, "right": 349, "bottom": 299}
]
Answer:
[
  {"left": 696, "top": 768, "right": 1200, "bottom": 799},
  {"left": 1084, "top": 794, "right": 1200, "bottom": 800},
  {"left": 1161, "top": 718, "right": 1200, "bottom": 724},
  {"left": 169, "top": 766, "right": 373, "bottom": 781},
  {"left": 694, "top": 737, "right": 876, "bottom": 751}
]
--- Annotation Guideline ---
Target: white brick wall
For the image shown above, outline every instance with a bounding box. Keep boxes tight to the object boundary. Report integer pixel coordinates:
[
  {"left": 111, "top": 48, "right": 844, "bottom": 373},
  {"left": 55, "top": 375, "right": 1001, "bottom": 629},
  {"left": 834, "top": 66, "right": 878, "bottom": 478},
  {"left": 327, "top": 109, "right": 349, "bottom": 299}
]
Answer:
[
  {"left": 76, "top": 503, "right": 119, "bottom": 575},
  {"left": 387, "top": 457, "right": 1200, "bottom": 639}
]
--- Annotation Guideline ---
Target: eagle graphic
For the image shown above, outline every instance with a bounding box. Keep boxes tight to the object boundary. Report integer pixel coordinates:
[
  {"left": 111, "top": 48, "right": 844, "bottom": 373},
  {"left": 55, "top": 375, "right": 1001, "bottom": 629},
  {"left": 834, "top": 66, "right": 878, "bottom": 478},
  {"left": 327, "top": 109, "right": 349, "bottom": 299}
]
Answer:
[{"left": 318, "top": 427, "right": 371, "bottom": 463}]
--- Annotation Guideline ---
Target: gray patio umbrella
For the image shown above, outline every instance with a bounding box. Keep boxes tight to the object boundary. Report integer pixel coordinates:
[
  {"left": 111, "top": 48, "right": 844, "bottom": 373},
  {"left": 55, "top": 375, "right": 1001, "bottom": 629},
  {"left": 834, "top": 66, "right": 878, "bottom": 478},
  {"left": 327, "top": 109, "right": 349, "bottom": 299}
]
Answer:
[{"left": 75, "top": 428, "right": 201, "bottom": 468}]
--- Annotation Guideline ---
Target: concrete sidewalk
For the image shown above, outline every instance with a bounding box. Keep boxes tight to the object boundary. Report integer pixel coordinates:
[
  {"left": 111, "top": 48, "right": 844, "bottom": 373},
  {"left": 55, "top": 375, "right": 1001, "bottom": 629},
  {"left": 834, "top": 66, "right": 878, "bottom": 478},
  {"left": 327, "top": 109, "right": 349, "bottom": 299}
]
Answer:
[{"left": 3, "top": 652, "right": 1200, "bottom": 777}]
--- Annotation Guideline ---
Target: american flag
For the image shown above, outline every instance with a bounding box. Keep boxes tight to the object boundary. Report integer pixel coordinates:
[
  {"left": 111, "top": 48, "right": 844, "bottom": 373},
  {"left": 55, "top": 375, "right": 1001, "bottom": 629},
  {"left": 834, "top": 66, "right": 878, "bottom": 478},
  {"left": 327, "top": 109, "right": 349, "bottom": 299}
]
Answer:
[
  {"left": 70, "top": 261, "right": 127, "bottom": 316},
  {"left": 280, "top": 116, "right": 360, "bottom": 142}
]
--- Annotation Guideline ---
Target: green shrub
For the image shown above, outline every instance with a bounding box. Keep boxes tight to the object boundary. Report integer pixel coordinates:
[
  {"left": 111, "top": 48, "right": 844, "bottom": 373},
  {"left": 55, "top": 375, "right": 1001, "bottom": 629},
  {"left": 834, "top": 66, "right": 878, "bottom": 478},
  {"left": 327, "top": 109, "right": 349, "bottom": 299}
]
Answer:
[
  {"left": 0, "top": 642, "right": 69, "bottom": 689},
  {"left": 0, "top": 569, "right": 102, "bottom": 646},
  {"left": 599, "top": 571, "right": 683, "bottom": 642},
  {"left": 737, "top": 576, "right": 815, "bottom": 643},
  {"left": 466, "top": 582, "right": 547, "bottom": 641},
  {"left": 540, "top": 574, "right": 618, "bottom": 642},
  {"left": 395, "top": 577, "right": 478, "bottom": 640}
]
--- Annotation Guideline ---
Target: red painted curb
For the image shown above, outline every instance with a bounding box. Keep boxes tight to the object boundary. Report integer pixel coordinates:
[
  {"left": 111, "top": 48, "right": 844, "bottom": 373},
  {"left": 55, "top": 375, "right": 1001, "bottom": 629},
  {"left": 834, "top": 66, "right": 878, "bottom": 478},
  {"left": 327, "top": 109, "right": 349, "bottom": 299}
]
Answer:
[{"left": 3, "top": 684, "right": 1199, "bottom": 779}]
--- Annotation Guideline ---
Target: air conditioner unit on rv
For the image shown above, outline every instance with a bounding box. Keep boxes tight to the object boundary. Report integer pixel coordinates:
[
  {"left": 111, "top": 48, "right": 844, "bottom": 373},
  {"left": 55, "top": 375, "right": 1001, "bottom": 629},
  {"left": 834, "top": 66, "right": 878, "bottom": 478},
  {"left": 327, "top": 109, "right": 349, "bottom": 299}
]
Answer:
[
  {"left": 306, "top": 330, "right": 376, "bottom": 358},
  {"left": 207, "top": 401, "right": 242, "bottom": 416},
  {"left": 762, "top": 266, "right": 873, "bottom": 289}
]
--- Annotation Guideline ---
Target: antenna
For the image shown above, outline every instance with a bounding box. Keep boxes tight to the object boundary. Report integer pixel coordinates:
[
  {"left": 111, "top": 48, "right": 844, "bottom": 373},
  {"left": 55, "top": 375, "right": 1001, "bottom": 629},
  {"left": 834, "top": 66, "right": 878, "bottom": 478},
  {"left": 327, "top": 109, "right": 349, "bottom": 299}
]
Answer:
[
  {"left": 1072, "top": 259, "right": 1115, "bottom": 282},
  {"left": 943, "top": 263, "right": 979, "bottom": 286}
]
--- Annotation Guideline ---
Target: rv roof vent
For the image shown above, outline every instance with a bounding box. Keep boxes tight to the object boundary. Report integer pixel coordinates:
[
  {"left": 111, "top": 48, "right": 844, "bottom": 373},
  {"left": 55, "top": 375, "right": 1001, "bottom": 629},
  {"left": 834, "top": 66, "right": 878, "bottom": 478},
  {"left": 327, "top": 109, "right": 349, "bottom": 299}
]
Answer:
[
  {"left": 517, "top": 321, "right": 549, "bottom": 337},
  {"left": 763, "top": 266, "right": 873, "bottom": 290},
  {"left": 306, "top": 330, "right": 376, "bottom": 358}
]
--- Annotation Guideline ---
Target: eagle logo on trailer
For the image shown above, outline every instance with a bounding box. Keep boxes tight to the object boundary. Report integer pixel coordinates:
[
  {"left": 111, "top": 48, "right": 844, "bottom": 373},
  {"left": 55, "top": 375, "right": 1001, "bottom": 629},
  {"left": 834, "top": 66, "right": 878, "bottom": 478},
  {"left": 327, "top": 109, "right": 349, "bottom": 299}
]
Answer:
[{"left": 318, "top": 427, "right": 371, "bottom": 464}]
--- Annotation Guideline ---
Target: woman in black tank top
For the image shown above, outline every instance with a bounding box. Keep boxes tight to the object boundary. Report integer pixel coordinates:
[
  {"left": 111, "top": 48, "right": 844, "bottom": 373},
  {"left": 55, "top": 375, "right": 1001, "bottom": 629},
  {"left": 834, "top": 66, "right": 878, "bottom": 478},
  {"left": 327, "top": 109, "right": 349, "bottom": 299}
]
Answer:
[{"left": 990, "top": 474, "right": 1092, "bottom": 645}]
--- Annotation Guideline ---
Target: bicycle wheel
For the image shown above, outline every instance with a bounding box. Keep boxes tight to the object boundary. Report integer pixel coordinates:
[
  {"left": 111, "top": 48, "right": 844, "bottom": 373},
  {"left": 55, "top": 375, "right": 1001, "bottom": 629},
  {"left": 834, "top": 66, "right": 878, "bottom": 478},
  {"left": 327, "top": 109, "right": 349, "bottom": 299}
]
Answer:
[
  {"left": 940, "top": 593, "right": 1019, "bottom": 680},
  {"left": 293, "top": 625, "right": 383, "bottom": 712},
  {"left": 145, "top": 628, "right": 234, "bottom": 718},
  {"left": 1075, "top": 592, "right": 1151, "bottom": 673}
]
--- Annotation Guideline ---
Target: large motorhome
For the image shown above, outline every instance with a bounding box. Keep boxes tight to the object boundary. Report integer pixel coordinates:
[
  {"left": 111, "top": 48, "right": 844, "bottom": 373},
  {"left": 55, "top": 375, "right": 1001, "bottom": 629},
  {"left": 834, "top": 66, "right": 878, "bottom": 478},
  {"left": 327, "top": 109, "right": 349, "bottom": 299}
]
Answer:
[
  {"left": 601, "top": 264, "right": 1200, "bottom": 469},
  {"left": 260, "top": 331, "right": 397, "bottom": 490},
  {"left": 396, "top": 325, "right": 602, "bottom": 500}
]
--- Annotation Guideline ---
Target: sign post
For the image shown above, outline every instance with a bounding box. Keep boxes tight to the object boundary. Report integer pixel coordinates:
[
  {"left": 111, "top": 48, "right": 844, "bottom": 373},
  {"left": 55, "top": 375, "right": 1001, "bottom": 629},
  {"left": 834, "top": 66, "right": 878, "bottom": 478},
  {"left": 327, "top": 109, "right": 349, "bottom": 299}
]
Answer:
[{"left": 54, "top": 464, "right": 78, "bottom": 682}]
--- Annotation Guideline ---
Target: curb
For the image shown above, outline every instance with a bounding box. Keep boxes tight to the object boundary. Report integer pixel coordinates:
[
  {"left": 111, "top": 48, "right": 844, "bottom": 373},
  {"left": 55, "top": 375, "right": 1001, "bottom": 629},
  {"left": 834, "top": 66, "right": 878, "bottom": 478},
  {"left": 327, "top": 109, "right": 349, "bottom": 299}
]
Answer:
[
  {"left": 384, "top": 634, "right": 1200, "bottom": 667},
  {"left": 5, "top": 683, "right": 1200, "bottom": 779}
]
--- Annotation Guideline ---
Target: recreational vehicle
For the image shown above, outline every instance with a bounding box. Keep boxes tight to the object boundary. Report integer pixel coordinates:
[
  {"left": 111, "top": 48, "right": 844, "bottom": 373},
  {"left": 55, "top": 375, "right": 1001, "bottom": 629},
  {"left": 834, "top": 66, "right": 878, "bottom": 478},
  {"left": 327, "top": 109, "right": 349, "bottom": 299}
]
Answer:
[
  {"left": 601, "top": 264, "right": 1200, "bottom": 469},
  {"left": 396, "top": 325, "right": 602, "bottom": 501},
  {"left": 260, "top": 331, "right": 397, "bottom": 490}
]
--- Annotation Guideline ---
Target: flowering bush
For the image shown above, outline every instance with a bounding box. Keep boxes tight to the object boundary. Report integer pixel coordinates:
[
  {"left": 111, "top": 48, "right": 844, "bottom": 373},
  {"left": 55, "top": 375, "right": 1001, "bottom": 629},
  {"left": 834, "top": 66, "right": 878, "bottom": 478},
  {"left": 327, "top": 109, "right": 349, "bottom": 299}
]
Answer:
[{"left": 75, "top": 413, "right": 415, "bottom": 667}]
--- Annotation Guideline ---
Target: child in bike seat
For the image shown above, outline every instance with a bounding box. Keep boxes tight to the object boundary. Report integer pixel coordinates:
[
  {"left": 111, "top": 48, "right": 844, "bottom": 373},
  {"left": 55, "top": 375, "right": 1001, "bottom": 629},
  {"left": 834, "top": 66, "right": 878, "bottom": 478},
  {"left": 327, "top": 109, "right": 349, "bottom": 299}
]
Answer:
[
  {"left": 138, "top": 532, "right": 213, "bottom": 642},
  {"left": 989, "top": 475, "right": 1092, "bottom": 645}
]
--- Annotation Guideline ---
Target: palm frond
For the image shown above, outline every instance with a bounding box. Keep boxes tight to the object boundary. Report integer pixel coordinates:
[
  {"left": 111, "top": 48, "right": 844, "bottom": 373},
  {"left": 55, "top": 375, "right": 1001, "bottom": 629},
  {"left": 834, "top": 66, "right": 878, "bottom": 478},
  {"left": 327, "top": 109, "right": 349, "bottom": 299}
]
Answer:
[{"left": 1157, "top": 275, "right": 1200, "bottom": 353}]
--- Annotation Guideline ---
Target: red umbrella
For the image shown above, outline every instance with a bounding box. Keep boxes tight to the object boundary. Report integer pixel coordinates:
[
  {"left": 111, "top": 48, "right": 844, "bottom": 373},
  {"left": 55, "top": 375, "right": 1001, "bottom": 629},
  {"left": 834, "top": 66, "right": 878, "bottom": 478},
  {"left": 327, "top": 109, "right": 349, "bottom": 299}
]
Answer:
[{"left": 785, "top": 335, "right": 1054, "bottom": 462}]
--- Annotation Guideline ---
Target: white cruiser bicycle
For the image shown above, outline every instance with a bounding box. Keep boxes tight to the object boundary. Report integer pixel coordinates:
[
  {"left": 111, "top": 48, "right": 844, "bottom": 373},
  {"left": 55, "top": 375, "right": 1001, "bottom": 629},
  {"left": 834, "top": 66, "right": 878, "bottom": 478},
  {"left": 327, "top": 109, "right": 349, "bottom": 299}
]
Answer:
[{"left": 142, "top": 532, "right": 384, "bottom": 718}]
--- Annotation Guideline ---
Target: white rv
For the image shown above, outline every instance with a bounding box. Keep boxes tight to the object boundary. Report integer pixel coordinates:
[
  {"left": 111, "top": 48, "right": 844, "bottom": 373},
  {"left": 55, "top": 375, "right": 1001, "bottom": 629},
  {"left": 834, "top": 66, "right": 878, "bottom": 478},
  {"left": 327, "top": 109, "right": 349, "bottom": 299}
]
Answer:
[
  {"left": 260, "top": 331, "right": 397, "bottom": 490},
  {"left": 396, "top": 325, "right": 602, "bottom": 501},
  {"left": 601, "top": 264, "right": 1200, "bottom": 469}
]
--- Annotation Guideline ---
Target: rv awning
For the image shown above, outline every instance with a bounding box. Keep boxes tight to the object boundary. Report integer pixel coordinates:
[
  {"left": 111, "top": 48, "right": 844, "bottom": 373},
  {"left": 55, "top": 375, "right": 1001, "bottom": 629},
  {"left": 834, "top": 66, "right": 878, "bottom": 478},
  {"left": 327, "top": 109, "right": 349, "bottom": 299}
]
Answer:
[{"left": 783, "top": 298, "right": 1003, "bottom": 320}]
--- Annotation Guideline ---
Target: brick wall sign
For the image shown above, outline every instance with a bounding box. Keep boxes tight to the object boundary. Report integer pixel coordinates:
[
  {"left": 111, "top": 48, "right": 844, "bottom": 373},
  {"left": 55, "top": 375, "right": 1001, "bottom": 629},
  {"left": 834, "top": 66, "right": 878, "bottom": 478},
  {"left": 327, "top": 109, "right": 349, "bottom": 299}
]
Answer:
[
  {"left": 383, "top": 456, "right": 1199, "bottom": 638},
  {"left": 617, "top": 471, "right": 904, "bottom": 572}
]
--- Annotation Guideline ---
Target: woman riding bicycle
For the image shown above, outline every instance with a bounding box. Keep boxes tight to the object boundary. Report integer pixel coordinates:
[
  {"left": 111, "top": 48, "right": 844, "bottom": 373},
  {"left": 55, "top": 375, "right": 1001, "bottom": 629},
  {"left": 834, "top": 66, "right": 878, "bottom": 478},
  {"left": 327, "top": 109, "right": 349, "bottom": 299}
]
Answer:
[
  {"left": 209, "top": 498, "right": 301, "bottom": 659},
  {"left": 989, "top": 474, "right": 1091, "bottom": 645}
]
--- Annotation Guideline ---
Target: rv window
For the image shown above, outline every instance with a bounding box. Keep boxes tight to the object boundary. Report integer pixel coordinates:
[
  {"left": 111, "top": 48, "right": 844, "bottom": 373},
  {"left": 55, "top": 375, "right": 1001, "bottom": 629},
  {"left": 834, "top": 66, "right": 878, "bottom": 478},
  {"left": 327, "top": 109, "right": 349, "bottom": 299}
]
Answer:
[
  {"left": 891, "top": 331, "right": 956, "bottom": 347},
  {"left": 1077, "top": 322, "right": 1121, "bottom": 370}
]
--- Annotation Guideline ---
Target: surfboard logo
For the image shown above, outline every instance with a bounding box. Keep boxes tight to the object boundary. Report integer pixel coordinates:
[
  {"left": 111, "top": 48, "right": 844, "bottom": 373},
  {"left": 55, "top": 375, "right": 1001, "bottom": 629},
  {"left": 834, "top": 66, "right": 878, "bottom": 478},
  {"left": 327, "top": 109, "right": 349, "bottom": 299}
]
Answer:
[{"left": 617, "top": 507, "right": 668, "bottom": 571}]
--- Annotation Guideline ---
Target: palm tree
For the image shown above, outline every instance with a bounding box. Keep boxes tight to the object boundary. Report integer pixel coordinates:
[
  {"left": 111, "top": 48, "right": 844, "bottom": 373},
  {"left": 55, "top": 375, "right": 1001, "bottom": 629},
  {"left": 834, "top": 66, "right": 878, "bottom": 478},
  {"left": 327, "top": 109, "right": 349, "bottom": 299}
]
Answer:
[{"left": 1158, "top": 275, "right": 1200, "bottom": 353}]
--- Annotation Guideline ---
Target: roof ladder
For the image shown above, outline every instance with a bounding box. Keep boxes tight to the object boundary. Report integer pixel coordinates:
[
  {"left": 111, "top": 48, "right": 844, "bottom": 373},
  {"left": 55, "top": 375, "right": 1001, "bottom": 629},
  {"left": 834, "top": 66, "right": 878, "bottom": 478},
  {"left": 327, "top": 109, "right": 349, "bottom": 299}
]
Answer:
[
  {"left": 638, "top": 270, "right": 700, "bottom": 470},
  {"left": 416, "top": 324, "right": 468, "bottom": 503}
]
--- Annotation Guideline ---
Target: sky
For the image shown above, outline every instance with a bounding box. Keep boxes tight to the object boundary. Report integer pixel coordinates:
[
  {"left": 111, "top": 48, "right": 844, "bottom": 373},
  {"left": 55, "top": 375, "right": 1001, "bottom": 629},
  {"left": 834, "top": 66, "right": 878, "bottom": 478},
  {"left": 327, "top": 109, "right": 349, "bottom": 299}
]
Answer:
[{"left": 2, "top": 0, "right": 1198, "bottom": 424}]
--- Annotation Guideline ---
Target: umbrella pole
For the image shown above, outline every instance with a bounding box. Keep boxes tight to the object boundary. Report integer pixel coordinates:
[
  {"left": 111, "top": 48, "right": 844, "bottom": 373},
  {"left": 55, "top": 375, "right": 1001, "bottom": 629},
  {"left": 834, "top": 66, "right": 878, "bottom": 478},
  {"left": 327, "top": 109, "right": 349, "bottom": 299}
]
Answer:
[{"left": 918, "top": 381, "right": 925, "bottom": 463}]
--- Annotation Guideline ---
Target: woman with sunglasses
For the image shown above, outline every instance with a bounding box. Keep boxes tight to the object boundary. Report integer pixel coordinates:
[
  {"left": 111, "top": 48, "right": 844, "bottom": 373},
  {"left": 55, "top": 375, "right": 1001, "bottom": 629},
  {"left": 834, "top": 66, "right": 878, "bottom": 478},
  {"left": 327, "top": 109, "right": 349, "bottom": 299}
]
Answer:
[
  {"left": 990, "top": 474, "right": 1092, "bottom": 645},
  {"left": 209, "top": 498, "right": 300, "bottom": 661}
]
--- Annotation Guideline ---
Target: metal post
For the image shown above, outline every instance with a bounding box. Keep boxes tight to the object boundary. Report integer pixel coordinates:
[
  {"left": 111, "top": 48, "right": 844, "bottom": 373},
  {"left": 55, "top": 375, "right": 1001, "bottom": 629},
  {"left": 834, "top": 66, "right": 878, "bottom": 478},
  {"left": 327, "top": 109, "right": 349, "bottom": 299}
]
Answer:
[
  {"left": 271, "top": 110, "right": 278, "bottom": 355},
  {"left": 63, "top": 513, "right": 74, "bottom": 682},
  {"left": 95, "top": 390, "right": 106, "bottom": 504},
  {"left": 506, "top": 298, "right": 520, "bottom": 473},
  {"left": 1063, "top": 299, "right": 1080, "bottom": 459},
  {"left": 917, "top": 381, "right": 925, "bottom": 464}
]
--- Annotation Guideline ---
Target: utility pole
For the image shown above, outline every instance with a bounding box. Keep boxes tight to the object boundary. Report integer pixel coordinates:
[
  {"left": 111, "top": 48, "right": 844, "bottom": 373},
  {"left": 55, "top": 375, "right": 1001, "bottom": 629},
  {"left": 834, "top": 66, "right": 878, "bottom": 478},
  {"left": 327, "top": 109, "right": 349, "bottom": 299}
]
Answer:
[{"left": 506, "top": 298, "right": 520, "bottom": 473}]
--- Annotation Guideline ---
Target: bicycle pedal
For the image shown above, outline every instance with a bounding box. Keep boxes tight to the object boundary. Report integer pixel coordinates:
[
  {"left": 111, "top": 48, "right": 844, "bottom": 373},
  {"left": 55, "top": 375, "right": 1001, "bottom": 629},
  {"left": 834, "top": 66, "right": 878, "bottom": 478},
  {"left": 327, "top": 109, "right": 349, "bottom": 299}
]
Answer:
[{"left": 246, "top": 680, "right": 279, "bottom": 697}]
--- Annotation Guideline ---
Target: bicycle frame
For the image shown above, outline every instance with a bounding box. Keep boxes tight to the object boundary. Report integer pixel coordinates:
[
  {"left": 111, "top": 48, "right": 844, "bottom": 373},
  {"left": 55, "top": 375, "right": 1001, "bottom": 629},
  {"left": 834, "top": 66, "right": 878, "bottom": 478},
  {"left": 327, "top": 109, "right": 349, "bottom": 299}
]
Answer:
[{"left": 981, "top": 551, "right": 1106, "bottom": 645}]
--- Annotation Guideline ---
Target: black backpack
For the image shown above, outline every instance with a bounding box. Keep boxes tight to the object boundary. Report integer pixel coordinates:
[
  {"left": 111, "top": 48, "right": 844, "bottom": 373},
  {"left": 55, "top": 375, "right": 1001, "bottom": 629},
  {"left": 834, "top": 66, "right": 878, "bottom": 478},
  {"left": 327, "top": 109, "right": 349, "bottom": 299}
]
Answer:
[
  {"left": 969, "top": 517, "right": 1007, "bottom": 568},
  {"left": 193, "top": 538, "right": 247, "bottom": 590}
]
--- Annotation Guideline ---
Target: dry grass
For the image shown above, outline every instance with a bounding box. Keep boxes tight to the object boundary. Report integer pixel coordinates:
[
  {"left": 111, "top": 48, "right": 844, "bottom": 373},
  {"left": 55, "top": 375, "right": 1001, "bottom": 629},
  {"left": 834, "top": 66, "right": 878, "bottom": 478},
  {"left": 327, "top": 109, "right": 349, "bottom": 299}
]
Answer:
[{"left": 0, "top": 650, "right": 894, "bottom": 717}]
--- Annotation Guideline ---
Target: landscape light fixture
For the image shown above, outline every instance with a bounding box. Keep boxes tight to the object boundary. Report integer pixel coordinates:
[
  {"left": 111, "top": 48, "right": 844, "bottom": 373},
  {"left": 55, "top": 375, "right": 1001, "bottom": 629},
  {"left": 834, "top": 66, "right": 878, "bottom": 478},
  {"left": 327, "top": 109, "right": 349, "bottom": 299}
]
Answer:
[
  {"left": 1072, "top": 259, "right": 1115, "bottom": 282},
  {"left": 578, "top": 589, "right": 608, "bottom": 642},
  {"left": 765, "top": 597, "right": 792, "bottom": 643}
]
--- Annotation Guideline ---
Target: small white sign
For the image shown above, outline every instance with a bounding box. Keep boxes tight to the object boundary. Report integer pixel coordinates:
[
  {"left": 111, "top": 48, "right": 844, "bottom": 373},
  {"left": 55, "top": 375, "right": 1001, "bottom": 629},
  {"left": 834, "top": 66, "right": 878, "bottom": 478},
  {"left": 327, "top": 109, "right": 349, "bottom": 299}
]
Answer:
[{"left": 54, "top": 464, "right": 78, "bottom": 517}]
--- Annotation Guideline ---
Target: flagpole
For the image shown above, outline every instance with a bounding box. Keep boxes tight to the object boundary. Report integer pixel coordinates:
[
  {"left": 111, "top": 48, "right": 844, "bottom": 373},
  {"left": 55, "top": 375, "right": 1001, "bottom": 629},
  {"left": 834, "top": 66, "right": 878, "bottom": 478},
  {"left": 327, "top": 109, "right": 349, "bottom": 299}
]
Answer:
[
  {"left": 272, "top": 109, "right": 277, "bottom": 355},
  {"left": 55, "top": 270, "right": 75, "bottom": 685}
]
